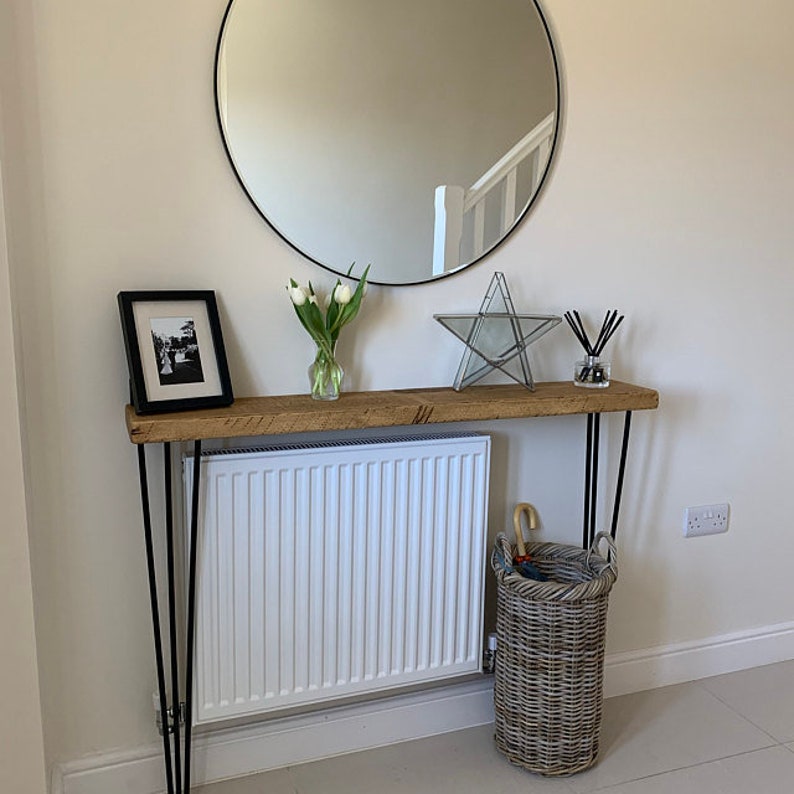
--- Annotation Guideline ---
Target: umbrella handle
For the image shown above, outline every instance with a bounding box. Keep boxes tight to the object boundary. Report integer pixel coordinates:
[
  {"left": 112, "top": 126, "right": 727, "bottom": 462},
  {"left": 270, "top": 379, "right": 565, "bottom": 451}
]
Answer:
[{"left": 512, "top": 502, "right": 538, "bottom": 557}]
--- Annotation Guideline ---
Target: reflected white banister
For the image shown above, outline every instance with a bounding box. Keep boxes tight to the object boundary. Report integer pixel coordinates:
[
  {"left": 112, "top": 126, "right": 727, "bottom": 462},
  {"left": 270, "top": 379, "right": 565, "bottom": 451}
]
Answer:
[
  {"left": 433, "top": 112, "right": 555, "bottom": 275},
  {"left": 433, "top": 186, "right": 464, "bottom": 278}
]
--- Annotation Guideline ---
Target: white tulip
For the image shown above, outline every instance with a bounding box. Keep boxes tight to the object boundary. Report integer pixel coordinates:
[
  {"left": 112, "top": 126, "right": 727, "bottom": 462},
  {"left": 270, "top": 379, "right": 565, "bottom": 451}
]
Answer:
[
  {"left": 288, "top": 285, "right": 307, "bottom": 306},
  {"left": 333, "top": 284, "right": 352, "bottom": 305}
]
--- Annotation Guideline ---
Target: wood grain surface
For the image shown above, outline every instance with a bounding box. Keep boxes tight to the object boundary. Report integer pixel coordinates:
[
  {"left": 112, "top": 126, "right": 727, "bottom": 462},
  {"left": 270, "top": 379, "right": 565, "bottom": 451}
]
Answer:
[{"left": 125, "top": 381, "right": 658, "bottom": 444}]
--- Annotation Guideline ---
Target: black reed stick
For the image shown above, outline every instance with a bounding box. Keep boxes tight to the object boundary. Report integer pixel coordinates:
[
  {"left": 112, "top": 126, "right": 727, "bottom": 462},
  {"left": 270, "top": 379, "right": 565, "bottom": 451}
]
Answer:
[
  {"left": 592, "top": 310, "right": 616, "bottom": 356},
  {"left": 564, "top": 312, "right": 591, "bottom": 353},
  {"left": 596, "top": 314, "right": 623, "bottom": 355},
  {"left": 572, "top": 310, "right": 593, "bottom": 355},
  {"left": 566, "top": 309, "right": 624, "bottom": 357}
]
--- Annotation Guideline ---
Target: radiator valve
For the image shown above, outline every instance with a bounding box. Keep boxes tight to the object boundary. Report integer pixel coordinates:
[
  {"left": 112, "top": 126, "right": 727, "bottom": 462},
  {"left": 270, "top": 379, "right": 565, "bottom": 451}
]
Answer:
[
  {"left": 482, "top": 632, "right": 498, "bottom": 674},
  {"left": 153, "top": 693, "right": 186, "bottom": 736}
]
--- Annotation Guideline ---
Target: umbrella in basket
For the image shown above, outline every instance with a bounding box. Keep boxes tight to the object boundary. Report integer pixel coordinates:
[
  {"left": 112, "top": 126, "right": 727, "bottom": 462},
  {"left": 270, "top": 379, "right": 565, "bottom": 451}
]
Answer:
[{"left": 510, "top": 502, "right": 548, "bottom": 581}]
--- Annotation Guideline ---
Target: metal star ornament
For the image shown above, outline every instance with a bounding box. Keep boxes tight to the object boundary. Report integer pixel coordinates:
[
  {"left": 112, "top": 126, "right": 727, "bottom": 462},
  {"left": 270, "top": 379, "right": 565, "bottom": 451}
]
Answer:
[{"left": 434, "top": 272, "right": 561, "bottom": 391}]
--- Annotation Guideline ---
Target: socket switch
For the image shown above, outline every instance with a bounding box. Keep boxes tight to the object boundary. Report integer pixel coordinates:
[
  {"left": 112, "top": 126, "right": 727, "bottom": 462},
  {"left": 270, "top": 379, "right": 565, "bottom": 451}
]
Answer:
[{"left": 683, "top": 503, "right": 730, "bottom": 537}]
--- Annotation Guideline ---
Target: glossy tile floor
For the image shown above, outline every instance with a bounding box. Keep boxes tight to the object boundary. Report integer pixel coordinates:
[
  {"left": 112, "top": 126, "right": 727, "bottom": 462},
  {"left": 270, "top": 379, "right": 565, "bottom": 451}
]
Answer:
[{"left": 197, "top": 660, "right": 794, "bottom": 794}]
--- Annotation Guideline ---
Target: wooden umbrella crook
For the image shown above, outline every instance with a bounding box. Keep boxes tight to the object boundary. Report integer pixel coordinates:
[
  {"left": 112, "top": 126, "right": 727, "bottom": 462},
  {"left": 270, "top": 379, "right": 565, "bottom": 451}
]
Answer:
[
  {"left": 511, "top": 502, "right": 547, "bottom": 581},
  {"left": 513, "top": 502, "right": 539, "bottom": 559}
]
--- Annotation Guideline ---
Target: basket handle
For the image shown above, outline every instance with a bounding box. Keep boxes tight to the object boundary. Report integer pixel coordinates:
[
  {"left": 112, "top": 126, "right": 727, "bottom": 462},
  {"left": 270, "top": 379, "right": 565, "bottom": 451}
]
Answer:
[
  {"left": 587, "top": 531, "right": 618, "bottom": 575},
  {"left": 512, "top": 502, "right": 539, "bottom": 557}
]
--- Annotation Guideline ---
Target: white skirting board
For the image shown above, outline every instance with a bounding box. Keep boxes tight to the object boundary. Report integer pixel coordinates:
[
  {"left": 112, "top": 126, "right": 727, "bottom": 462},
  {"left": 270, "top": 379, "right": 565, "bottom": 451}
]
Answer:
[
  {"left": 602, "top": 620, "right": 794, "bottom": 698},
  {"left": 52, "top": 680, "right": 494, "bottom": 794},
  {"left": 53, "top": 621, "right": 794, "bottom": 794}
]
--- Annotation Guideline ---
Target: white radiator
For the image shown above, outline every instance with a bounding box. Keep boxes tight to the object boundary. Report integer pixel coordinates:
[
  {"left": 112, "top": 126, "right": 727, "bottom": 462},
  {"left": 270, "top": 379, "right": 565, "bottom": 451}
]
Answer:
[{"left": 183, "top": 433, "right": 491, "bottom": 725}]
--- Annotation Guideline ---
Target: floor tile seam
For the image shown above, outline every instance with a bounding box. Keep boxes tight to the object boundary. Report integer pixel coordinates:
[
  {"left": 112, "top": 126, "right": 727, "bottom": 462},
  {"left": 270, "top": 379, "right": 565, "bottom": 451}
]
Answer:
[
  {"left": 575, "top": 742, "right": 783, "bottom": 793},
  {"left": 693, "top": 678, "right": 787, "bottom": 744},
  {"left": 285, "top": 765, "right": 306, "bottom": 794}
]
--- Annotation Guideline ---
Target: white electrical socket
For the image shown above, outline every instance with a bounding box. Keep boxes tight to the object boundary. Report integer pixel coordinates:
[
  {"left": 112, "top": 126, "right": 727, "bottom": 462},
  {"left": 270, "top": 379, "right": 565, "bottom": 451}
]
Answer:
[{"left": 683, "top": 503, "right": 730, "bottom": 537}]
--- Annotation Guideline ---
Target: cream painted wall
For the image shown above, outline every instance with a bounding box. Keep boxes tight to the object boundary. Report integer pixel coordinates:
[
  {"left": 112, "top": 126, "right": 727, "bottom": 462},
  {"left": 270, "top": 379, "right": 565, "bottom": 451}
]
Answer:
[
  {"left": 2, "top": 0, "right": 793, "bottom": 776},
  {"left": 0, "top": 3, "right": 48, "bottom": 790},
  {"left": 0, "top": 106, "right": 47, "bottom": 794},
  {"left": 0, "top": 184, "right": 48, "bottom": 794}
]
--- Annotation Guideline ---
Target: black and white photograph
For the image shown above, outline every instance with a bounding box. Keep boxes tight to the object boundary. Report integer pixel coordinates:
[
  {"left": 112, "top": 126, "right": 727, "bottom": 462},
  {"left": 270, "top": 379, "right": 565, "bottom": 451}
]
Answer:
[
  {"left": 150, "top": 316, "right": 205, "bottom": 386},
  {"left": 118, "top": 290, "right": 234, "bottom": 414}
]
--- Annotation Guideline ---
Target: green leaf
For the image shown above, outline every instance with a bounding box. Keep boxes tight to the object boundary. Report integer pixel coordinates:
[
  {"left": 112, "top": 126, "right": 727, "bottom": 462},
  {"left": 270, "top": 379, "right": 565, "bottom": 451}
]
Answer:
[
  {"left": 325, "top": 279, "right": 342, "bottom": 331},
  {"left": 328, "top": 264, "right": 369, "bottom": 336},
  {"left": 305, "top": 301, "right": 331, "bottom": 342}
]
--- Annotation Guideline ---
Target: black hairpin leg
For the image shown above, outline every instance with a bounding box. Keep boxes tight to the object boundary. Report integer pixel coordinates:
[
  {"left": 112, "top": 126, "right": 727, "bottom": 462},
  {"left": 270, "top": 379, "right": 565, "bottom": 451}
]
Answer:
[
  {"left": 583, "top": 413, "right": 593, "bottom": 548},
  {"left": 589, "top": 414, "right": 600, "bottom": 548},
  {"left": 164, "top": 443, "right": 182, "bottom": 794},
  {"left": 183, "top": 439, "right": 202, "bottom": 794},
  {"left": 583, "top": 410, "right": 634, "bottom": 549},
  {"left": 137, "top": 439, "right": 202, "bottom": 794},
  {"left": 610, "top": 411, "right": 633, "bottom": 540},
  {"left": 582, "top": 413, "right": 601, "bottom": 548},
  {"left": 137, "top": 445, "right": 175, "bottom": 794}
]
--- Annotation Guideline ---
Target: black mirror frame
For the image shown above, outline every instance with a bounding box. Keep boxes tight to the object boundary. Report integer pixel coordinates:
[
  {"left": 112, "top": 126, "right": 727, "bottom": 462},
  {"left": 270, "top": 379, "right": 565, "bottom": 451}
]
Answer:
[{"left": 213, "top": 0, "right": 561, "bottom": 287}]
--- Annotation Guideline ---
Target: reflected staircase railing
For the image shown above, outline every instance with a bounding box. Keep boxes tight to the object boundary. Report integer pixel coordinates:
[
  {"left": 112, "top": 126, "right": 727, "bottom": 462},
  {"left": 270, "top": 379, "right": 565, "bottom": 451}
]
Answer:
[{"left": 433, "top": 112, "right": 555, "bottom": 275}]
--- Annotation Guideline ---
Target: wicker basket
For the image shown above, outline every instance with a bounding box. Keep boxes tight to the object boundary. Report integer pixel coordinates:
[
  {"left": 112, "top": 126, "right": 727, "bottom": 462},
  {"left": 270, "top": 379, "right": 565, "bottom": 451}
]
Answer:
[{"left": 490, "top": 530, "right": 618, "bottom": 777}]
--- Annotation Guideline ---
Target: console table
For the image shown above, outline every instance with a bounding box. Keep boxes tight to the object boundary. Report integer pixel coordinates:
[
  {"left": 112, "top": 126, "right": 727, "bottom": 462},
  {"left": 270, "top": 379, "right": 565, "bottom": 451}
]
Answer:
[{"left": 125, "top": 380, "right": 658, "bottom": 794}]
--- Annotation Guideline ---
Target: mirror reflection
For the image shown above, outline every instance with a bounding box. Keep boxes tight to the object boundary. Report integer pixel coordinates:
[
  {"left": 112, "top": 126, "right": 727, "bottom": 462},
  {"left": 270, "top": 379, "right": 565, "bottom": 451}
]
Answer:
[{"left": 216, "top": 0, "right": 559, "bottom": 285}]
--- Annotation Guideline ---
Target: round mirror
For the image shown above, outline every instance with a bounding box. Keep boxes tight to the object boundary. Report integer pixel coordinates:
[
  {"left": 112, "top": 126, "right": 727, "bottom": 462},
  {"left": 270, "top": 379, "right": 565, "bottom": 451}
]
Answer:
[{"left": 215, "top": 0, "right": 560, "bottom": 285}]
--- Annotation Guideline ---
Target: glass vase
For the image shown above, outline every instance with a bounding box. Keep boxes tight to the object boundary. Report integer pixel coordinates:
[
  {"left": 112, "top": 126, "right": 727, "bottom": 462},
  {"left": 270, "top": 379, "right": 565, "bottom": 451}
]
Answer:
[{"left": 309, "top": 343, "right": 344, "bottom": 400}]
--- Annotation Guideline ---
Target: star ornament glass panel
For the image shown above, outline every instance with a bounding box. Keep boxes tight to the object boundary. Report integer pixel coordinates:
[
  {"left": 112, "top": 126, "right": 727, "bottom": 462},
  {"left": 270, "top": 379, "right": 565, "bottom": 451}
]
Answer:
[{"left": 435, "top": 313, "right": 560, "bottom": 390}]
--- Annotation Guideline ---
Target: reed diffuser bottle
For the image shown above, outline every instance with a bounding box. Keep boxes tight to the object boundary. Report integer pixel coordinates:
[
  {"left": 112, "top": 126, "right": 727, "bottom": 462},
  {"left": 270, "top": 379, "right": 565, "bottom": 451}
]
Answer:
[{"left": 565, "top": 309, "right": 624, "bottom": 389}]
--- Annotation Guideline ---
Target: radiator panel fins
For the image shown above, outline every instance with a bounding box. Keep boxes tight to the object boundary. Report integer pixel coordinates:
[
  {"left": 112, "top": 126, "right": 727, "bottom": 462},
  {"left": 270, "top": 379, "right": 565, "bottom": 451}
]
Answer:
[{"left": 184, "top": 434, "right": 490, "bottom": 724}]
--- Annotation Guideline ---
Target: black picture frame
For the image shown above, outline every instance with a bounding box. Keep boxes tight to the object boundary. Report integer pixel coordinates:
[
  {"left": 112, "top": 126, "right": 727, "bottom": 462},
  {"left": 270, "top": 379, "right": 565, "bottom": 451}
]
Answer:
[{"left": 118, "top": 290, "right": 234, "bottom": 414}]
